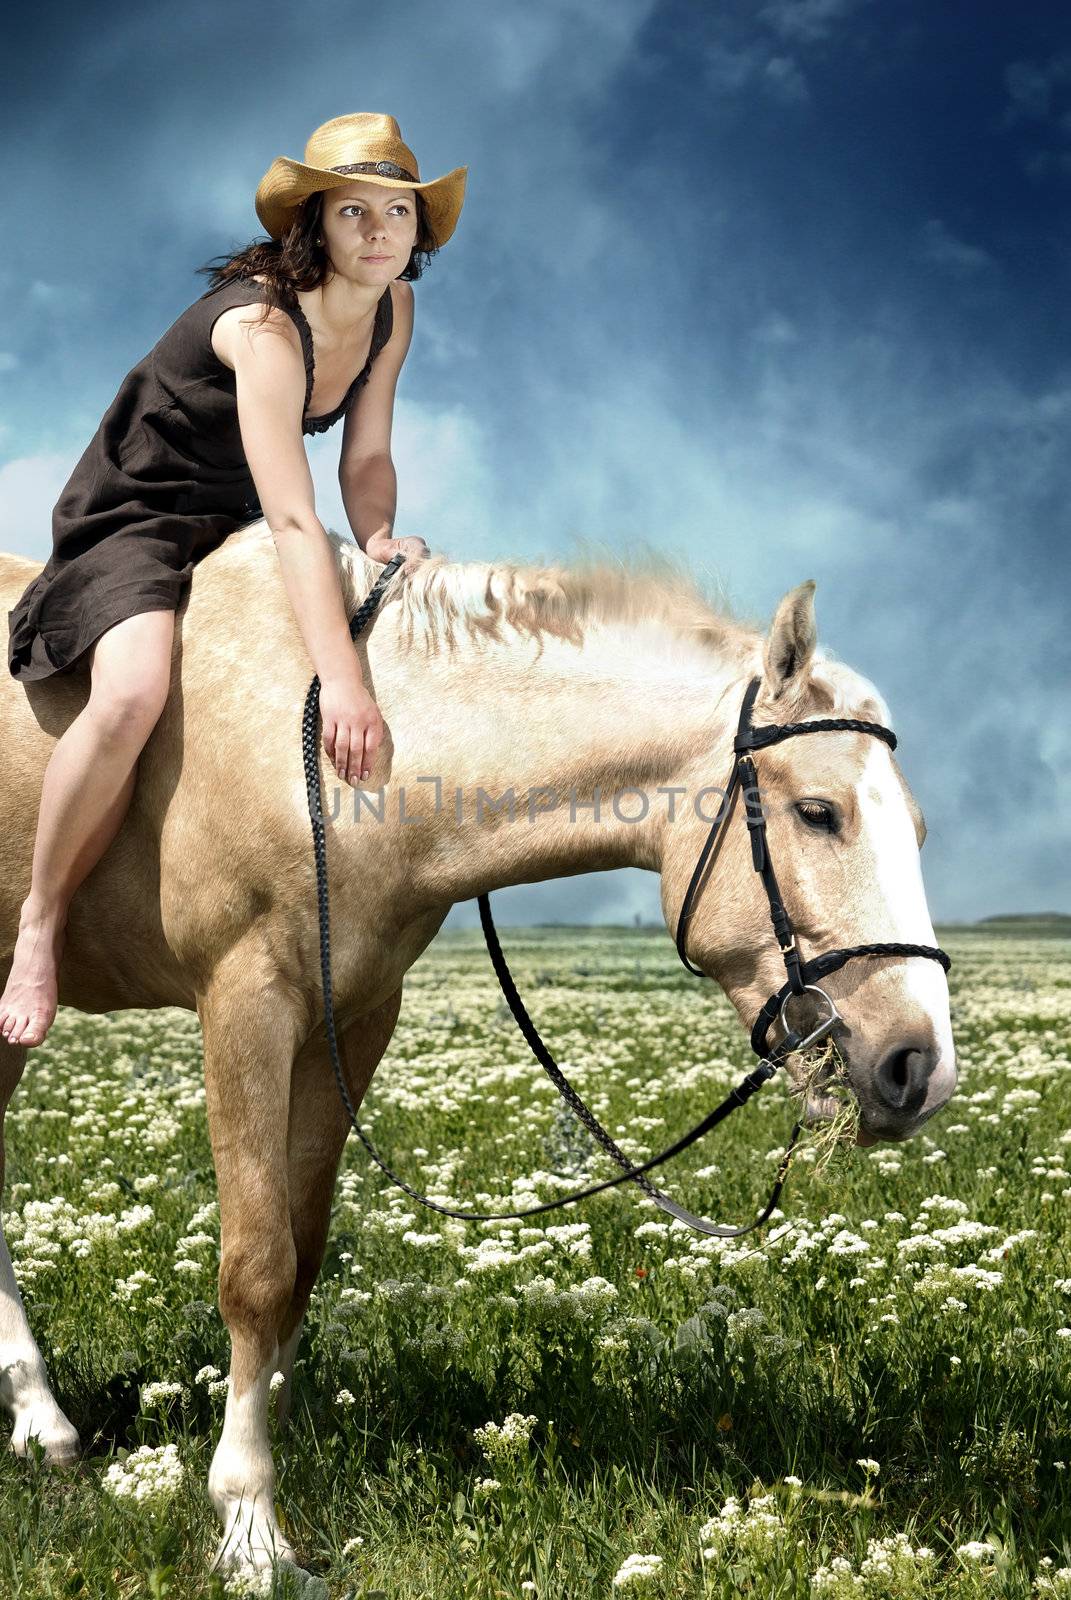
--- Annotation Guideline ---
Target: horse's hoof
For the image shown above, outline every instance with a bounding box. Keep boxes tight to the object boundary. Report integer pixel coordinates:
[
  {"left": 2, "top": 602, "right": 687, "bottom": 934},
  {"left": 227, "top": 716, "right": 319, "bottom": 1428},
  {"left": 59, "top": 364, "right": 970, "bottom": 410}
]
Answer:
[
  {"left": 210, "top": 1515, "right": 311, "bottom": 1592},
  {"left": 10, "top": 1408, "right": 81, "bottom": 1468},
  {"left": 209, "top": 1553, "right": 320, "bottom": 1597}
]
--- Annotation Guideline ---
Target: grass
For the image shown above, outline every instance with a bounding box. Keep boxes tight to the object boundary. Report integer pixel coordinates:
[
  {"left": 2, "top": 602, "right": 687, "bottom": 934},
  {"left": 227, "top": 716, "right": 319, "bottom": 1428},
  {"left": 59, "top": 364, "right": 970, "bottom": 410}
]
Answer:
[
  {"left": 0, "top": 923, "right": 1069, "bottom": 1597},
  {"left": 788, "top": 1037, "right": 862, "bottom": 1174}
]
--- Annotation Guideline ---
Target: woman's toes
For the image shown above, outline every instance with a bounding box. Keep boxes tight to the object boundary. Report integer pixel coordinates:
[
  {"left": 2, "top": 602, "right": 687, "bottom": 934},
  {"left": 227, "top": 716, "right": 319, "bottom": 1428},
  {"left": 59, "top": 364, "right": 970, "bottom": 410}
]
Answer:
[
  {"left": 5, "top": 1012, "right": 48, "bottom": 1048},
  {"left": 21, "top": 1014, "right": 49, "bottom": 1047}
]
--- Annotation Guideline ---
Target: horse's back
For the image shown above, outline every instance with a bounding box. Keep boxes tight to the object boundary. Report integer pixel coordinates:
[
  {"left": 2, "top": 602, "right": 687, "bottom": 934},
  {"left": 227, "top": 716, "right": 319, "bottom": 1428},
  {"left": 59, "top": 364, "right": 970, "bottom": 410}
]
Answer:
[
  {"left": 1, "top": 520, "right": 390, "bottom": 1010},
  {"left": 0, "top": 522, "right": 339, "bottom": 1009},
  {"left": 0, "top": 550, "right": 43, "bottom": 589}
]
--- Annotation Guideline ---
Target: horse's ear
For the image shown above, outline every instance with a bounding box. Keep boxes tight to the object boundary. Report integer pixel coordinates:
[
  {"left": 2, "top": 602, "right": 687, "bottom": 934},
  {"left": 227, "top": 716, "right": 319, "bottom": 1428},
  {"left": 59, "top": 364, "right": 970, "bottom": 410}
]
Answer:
[{"left": 762, "top": 579, "right": 818, "bottom": 700}]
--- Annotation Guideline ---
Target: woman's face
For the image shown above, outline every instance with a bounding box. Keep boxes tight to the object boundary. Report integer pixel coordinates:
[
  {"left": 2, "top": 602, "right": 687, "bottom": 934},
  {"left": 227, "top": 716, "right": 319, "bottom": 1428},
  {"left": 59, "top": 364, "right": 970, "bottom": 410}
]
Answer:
[{"left": 319, "top": 181, "right": 418, "bottom": 284}]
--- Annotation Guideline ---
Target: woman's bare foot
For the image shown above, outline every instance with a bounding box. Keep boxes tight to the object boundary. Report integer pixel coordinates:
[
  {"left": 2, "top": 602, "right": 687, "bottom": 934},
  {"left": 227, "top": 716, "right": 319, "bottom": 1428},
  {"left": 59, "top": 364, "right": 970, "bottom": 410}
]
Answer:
[{"left": 0, "top": 911, "right": 67, "bottom": 1048}]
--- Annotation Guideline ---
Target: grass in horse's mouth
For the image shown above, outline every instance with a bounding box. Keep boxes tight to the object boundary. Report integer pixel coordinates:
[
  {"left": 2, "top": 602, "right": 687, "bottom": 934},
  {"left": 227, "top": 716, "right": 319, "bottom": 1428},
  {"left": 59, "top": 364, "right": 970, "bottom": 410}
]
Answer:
[{"left": 788, "top": 1036, "right": 861, "bottom": 1172}]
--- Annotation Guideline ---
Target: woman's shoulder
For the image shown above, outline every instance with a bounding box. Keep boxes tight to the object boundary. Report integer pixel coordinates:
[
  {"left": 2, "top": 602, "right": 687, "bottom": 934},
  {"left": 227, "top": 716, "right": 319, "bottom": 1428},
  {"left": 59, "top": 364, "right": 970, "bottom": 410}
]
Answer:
[
  {"left": 209, "top": 275, "right": 306, "bottom": 374},
  {"left": 389, "top": 277, "right": 413, "bottom": 324},
  {"left": 382, "top": 277, "right": 413, "bottom": 350}
]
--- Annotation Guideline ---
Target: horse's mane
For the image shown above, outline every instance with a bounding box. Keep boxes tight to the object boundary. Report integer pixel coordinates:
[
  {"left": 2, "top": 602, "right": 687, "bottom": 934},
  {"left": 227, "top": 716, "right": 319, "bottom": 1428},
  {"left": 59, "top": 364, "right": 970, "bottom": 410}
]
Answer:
[
  {"left": 335, "top": 532, "right": 886, "bottom": 721},
  {"left": 335, "top": 530, "right": 756, "bottom": 661},
  {"left": 227, "top": 521, "right": 885, "bottom": 722}
]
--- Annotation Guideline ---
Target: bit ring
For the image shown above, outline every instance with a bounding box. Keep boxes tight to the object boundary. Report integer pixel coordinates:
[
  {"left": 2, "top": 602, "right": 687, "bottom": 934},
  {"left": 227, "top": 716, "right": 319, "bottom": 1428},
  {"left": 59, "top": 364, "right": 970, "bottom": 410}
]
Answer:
[{"left": 779, "top": 983, "right": 842, "bottom": 1052}]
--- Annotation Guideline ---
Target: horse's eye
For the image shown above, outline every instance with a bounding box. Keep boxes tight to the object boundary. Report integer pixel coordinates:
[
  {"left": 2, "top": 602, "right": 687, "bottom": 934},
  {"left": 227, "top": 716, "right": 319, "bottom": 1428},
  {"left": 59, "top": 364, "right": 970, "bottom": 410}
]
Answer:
[{"left": 795, "top": 800, "right": 836, "bottom": 832}]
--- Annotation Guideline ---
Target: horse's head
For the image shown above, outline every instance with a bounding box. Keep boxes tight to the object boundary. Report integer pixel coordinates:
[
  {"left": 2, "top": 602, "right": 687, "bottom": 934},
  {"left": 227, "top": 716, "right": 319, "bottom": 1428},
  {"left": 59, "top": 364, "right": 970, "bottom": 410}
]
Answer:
[{"left": 662, "top": 578, "right": 955, "bottom": 1144}]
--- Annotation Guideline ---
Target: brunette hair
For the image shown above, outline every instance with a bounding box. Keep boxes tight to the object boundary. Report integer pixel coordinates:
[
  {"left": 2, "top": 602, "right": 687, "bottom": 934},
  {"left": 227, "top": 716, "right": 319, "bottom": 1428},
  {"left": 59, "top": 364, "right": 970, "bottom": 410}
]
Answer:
[{"left": 195, "top": 187, "right": 437, "bottom": 326}]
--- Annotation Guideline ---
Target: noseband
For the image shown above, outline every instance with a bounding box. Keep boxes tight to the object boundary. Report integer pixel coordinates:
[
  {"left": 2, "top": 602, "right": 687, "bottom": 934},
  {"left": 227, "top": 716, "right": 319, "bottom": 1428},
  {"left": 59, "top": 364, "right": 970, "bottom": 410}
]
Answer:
[{"left": 302, "top": 558, "right": 952, "bottom": 1238}]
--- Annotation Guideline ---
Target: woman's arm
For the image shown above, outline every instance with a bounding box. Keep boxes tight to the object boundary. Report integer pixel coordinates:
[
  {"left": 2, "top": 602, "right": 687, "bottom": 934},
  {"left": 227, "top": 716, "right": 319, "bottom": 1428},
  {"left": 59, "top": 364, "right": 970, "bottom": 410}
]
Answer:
[
  {"left": 225, "top": 306, "right": 383, "bottom": 785},
  {"left": 338, "top": 282, "right": 428, "bottom": 571},
  {"left": 229, "top": 310, "right": 359, "bottom": 683}
]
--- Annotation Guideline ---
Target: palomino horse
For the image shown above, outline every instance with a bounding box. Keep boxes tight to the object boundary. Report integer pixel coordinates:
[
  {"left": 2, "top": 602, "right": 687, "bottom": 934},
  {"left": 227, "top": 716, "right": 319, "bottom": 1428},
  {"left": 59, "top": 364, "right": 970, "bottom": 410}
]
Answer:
[{"left": 0, "top": 522, "right": 955, "bottom": 1579}]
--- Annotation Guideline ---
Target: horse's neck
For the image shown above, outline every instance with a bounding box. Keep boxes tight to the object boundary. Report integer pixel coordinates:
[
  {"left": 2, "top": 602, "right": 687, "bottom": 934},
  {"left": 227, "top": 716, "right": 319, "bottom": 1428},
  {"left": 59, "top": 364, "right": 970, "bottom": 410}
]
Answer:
[{"left": 379, "top": 614, "right": 753, "bottom": 887}]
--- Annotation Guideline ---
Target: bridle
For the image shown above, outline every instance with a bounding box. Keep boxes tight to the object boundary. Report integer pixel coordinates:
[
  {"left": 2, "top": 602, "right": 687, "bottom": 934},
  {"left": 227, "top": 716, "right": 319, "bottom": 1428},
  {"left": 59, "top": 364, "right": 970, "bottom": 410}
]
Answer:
[
  {"left": 301, "top": 556, "right": 952, "bottom": 1238},
  {"left": 675, "top": 673, "right": 951, "bottom": 1061}
]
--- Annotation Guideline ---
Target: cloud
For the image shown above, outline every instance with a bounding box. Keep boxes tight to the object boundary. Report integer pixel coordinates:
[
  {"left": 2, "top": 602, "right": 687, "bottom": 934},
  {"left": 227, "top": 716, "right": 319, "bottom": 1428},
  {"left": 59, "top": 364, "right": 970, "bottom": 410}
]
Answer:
[
  {"left": 309, "top": 396, "right": 498, "bottom": 559},
  {"left": 0, "top": 454, "right": 70, "bottom": 558},
  {"left": 703, "top": 41, "right": 810, "bottom": 104},
  {"left": 763, "top": 56, "right": 810, "bottom": 103},
  {"left": 1004, "top": 53, "right": 1071, "bottom": 122},
  {"left": 758, "top": 0, "right": 870, "bottom": 45},
  {"left": 479, "top": 0, "right": 657, "bottom": 95},
  {"left": 753, "top": 312, "right": 801, "bottom": 346},
  {"left": 700, "top": 0, "right": 874, "bottom": 106},
  {"left": 1003, "top": 53, "right": 1071, "bottom": 180},
  {"left": 917, "top": 219, "right": 996, "bottom": 278},
  {"left": 702, "top": 40, "right": 762, "bottom": 94}
]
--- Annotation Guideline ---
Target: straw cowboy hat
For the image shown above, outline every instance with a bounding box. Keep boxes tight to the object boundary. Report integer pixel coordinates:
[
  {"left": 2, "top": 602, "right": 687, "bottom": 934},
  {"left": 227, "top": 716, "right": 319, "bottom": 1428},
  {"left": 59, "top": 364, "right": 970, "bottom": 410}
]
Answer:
[{"left": 255, "top": 112, "right": 467, "bottom": 248}]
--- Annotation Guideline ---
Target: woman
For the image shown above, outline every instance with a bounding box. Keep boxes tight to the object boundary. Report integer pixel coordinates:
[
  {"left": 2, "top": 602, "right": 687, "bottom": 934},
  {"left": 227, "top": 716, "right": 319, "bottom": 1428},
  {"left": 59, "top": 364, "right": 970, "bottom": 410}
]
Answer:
[{"left": 1, "top": 112, "right": 467, "bottom": 1049}]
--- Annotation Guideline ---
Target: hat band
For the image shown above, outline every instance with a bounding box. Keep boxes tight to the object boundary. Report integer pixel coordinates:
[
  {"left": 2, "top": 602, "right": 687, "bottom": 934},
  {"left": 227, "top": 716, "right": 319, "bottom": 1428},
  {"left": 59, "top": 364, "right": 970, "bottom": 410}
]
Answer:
[{"left": 328, "top": 159, "right": 418, "bottom": 182}]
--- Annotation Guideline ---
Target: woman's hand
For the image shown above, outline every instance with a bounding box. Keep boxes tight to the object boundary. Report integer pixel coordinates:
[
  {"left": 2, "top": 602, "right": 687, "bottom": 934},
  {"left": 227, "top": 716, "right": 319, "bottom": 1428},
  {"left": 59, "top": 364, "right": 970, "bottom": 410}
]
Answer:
[
  {"left": 364, "top": 532, "right": 431, "bottom": 573},
  {"left": 319, "top": 667, "right": 385, "bottom": 786}
]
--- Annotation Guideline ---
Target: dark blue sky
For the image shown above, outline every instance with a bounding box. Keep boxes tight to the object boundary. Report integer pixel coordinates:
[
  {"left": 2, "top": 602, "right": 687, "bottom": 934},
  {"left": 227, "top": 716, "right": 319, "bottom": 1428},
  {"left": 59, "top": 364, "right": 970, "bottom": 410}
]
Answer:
[{"left": 2, "top": 0, "right": 1068, "bottom": 924}]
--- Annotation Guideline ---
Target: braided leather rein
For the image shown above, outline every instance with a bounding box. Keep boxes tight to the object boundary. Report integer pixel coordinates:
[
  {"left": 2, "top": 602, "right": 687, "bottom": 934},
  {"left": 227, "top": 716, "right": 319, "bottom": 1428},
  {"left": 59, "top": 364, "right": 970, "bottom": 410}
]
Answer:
[{"left": 301, "top": 556, "right": 951, "bottom": 1237}]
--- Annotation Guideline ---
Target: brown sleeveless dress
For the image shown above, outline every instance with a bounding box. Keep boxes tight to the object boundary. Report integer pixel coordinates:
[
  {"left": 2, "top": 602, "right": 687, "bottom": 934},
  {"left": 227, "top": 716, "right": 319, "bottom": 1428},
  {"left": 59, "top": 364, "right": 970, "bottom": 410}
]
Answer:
[{"left": 7, "top": 275, "right": 395, "bottom": 683}]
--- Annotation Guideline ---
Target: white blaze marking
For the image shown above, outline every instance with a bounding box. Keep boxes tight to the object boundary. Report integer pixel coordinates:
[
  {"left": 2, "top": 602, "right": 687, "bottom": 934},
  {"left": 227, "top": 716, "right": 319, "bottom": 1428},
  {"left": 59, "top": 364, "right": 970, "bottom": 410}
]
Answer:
[{"left": 855, "top": 742, "right": 955, "bottom": 1072}]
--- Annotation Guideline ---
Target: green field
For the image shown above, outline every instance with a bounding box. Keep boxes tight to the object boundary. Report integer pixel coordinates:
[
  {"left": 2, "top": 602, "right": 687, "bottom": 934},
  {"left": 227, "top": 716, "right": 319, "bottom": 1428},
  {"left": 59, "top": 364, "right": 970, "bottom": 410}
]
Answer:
[{"left": 1, "top": 923, "right": 1069, "bottom": 1597}]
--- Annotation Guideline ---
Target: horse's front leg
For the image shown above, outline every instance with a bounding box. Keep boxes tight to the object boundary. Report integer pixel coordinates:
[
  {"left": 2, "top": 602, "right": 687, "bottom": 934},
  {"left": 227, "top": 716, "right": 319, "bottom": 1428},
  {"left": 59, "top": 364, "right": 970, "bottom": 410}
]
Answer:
[
  {"left": 198, "top": 968, "right": 304, "bottom": 1578},
  {"left": 274, "top": 986, "right": 403, "bottom": 1427},
  {"left": 0, "top": 1035, "right": 80, "bottom": 1466}
]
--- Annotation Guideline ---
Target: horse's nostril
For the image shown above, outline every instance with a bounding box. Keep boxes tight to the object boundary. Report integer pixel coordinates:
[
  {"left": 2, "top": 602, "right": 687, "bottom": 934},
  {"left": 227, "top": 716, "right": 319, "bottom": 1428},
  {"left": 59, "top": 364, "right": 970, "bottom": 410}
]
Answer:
[{"left": 874, "top": 1040, "right": 936, "bottom": 1114}]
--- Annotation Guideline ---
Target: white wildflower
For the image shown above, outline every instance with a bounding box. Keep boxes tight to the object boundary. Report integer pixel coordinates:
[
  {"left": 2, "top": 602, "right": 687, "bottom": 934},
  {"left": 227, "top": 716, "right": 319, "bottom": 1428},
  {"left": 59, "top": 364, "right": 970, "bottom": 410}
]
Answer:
[
  {"left": 112, "top": 1269, "right": 156, "bottom": 1303},
  {"left": 102, "top": 1443, "right": 184, "bottom": 1509},
  {"left": 473, "top": 1412, "right": 538, "bottom": 1465},
  {"left": 140, "top": 1380, "right": 186, "bottom": 1409},
  {"left": 811, "top": 1554, "right": 865, "bottom": 1595},
  {"left": 612, "top": 1553, "right": 663, "bottom": 1588},
  {"left": 957, "top": 1540, "right": 998, "bottom": 1563},
  {"left": 1035, "top": 1566, "right": 1071, "bottom": 1597},
  {"left": 700, "top": 1491, "right": 783, "bottom": 1560}
]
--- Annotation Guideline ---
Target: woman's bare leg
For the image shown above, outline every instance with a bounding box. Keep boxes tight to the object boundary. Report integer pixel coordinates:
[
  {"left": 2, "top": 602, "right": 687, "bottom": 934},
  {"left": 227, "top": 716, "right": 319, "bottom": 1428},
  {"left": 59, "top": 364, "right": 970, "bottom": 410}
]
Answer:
[{"left": 0, "top": 608, "right": 176, "bottom": 1047}]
